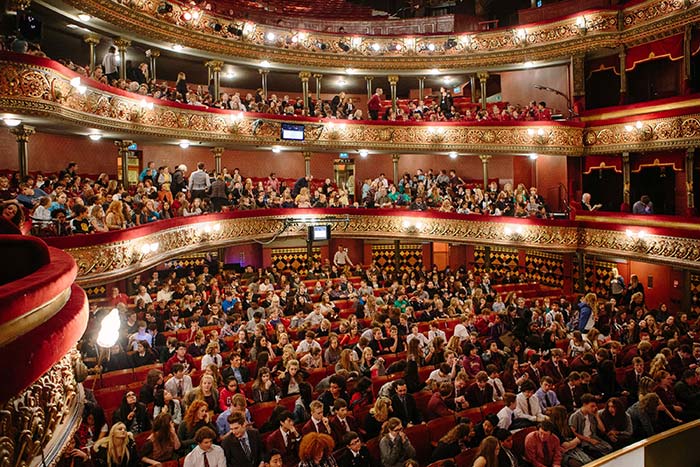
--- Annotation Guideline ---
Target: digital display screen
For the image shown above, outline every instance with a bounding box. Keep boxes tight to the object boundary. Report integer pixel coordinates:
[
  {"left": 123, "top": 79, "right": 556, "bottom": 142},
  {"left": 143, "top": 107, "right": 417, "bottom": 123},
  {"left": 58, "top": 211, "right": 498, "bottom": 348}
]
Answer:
[
  {"left": 308, "top": 225, "right": 331, "bottom": 242},
  {"left": 281, "top": 123, "right": 304, "bottom": 141}
]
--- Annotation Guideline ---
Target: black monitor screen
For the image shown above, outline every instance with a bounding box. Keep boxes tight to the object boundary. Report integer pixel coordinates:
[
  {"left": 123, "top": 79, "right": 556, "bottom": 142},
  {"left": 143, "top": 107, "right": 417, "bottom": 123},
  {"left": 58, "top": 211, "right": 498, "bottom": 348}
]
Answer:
[{"left": 281, "top": 123, "right": 304, "bottom": 141}]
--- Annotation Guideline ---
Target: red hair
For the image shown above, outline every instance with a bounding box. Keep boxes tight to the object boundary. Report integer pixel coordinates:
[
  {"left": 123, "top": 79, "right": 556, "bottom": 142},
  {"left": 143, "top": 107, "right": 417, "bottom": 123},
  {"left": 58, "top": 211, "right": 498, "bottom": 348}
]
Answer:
[{"left": 298, "top": 432, "right": 335, "bottom": 461}]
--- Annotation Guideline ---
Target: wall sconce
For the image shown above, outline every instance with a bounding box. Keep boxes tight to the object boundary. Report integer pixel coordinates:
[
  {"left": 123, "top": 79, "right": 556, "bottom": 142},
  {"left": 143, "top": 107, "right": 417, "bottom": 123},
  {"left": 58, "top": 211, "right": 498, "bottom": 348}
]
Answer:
[
  {"left": 428, "top": 126, "right": 445, "bottom": 142},
  {"left": 131, "top": 99, "right": 154, "bottom": 121},
  {"left": 200, "top": 223, "right": 222, "bottom": 235},
  {"left": 575, "top": 16, "right": 587, "bottom": 34},
  {"left": 404, "top": 37, "right": 416, "bottom": 53},
  {"left": 140, "top": 242, "right": 159, "bottom": 256},
  {"left": 242, "top": 22, "right": 256, "bottom": 37},
  {"left": 402, "top": 219, "right": 424, "bottom": 232},
  {"left": 351, "top": 37, "right": 362, "bottom": 49},
  {"left": 69, "top": 77, "right": 87, "bottom": 95},
  {"left": 230, "top": 112, "right": 244, "bottom": 133},
  {"left": 514, "top": 29, "right": 528, "bottom": 46},
  {"left": 624, "top": 121, "right": 653, "bottom": 141},
  {"left": 527, "top": 128, "right": 551, "bottom": 145},
  {"left": 625, "top": 229, "right": 650, "bottom": 249},
  {"left": 503, "top": 225, "right": 525, "bottom": 237}
]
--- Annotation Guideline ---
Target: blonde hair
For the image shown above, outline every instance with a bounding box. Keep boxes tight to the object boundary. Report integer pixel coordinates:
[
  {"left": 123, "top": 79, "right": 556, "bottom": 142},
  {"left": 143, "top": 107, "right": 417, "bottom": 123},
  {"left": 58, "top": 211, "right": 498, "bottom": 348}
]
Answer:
[{"left": 93, "top": 423, "right": 133, "bottom": 467}]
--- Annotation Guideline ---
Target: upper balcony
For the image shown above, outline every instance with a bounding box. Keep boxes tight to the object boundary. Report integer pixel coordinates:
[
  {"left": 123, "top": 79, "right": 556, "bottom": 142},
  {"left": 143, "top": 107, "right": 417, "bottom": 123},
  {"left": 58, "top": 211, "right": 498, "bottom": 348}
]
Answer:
[
  {"left": 52, "top": 0, "right": 699, "bottom": 71},
  {"left": 3, "top": 51, "right": 700, "bottom": 155}
]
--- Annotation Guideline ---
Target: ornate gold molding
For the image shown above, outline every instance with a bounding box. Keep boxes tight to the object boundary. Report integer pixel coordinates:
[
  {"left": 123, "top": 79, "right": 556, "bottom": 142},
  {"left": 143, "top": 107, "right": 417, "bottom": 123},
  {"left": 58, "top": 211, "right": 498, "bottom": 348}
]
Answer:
[
  {"left": 60, "top": 0, "right": 699, "bottom": 70},
  {"left": 1, "top": 349, "right": 83, "bottom": 467},
  {"left": 50, "top": 211, "right": 700, "bottom": 286}
]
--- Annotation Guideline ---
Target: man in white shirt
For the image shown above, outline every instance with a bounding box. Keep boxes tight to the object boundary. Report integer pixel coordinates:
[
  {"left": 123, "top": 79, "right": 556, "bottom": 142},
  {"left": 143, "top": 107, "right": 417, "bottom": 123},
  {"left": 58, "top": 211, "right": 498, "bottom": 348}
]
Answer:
[
  {"left": 102, "top": 46, "right": 118, "bottom": 82},
  {"left": 428, "top": 322, "right": 446, "bottom": 345},
  {"left": 406, "top": 325, "right": 429, "bottom": 349},
  {"left": 486, "top": 364, "right": 506, "bottom": 401},
  {"left": 304, "top": 304, "right": 325, "bottom": 328},
  {"left": 497, "top": 393, "right": 518, "bottom": 430},
  {"left": 183, "top": 427, "right": 226, "bottom": 467},
  {"left": 333, "top": 245, "right": 354, "bottom": 269},
  {"left": 295, "top": 331, "right": 322, "bottom": 355},
  {"left": 514, "top": 380, "right": 547, "bottom": 425},
  {"left": 453, "top": 315, "right": 470, "bottom": 343},
  {"left": 134, "top": 285, "right": 152, "bottom": 304}
]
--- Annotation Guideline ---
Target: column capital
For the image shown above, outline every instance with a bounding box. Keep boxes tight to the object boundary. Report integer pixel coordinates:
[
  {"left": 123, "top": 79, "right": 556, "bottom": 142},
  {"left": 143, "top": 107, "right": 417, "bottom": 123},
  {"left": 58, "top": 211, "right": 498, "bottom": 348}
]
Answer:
[
  {"left": 211, "top": 147, "right": 225, "bottom": 157},
  {"left": 258, "top": 68, "right": 270, "bottom": 75},
  {"left": 387, "top": 75, "right": 399, "bottom": 85},
  {"left": 621, "top": 151, "right": 630, "bottom": 162},
  {"left": 391, "top": 154, "right": 400, "bottom": 163},
  {"left": 418, "top": 76, "right": 426, "bottom": 81},
  {"left": 687, "top": 147, "right": 696, "bottom": 157},
  {"left": 84, "top": 34, "right": 101, "bottom": 46},
  {"left": 479, "top": 154, "right": 492, "bottom": 163},
  {"left": 312, "top": 73, "right": 323, "bottom": 79},
  {"left": 113, "top": 38, "right": 131, "bottom": 51},
  {"left": 205, "top": 60, "right": 224, "bottom": 72},
  {"left": 364, "top": 76, "right": 374, "bottom": 81},
  {"left": 477, "top": 71, "right": 490, "bottom": 81},
  {"left": 10, "top": 125, "right": 35, "bottom": 142},
  {"left": 145, "top": 48, "right": 160, "bottom": 58},
  {"left": 299, "top": 71, "right": 312, "bottom": 82},
  {"left": 302, "top": 151, "right": 312, "bottom": 160},
  {"left": 114, "top": 140, "right": 134, "bottom": 152}
]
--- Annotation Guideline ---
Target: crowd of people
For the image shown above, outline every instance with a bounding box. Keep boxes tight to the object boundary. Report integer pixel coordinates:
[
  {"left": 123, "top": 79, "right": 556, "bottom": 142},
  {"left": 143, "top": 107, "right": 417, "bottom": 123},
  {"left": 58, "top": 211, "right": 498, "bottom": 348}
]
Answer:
[
  {"left": 0, "top": 162, "right": 552, "bottom": 236},
  {"left": 7, "top": 37, "right": 555, "bottom": 123},
  {"left": 66, "top": 252, "right": 700, "bottom": 467}
]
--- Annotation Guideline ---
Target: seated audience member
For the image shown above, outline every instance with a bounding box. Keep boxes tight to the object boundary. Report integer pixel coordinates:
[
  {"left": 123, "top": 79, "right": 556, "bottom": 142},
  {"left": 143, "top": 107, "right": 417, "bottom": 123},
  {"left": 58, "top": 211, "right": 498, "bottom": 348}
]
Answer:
[
  {"left": 497, "top": 393, "right": 518, "bottom": 430},
  {"left": 426, "top": 382, "right": 455, "bottom": 420},
  {"left": 674, "top": 369, "right": 700, "bottom": 421},
  {"left": 472, "top": 435, "right": 500, "bottom": 467},
  {"left": 430, "top": 423, "right": 474, "bottom": 462},
  {"left": 266, "top": 410, "right": 301, "bottom": 467},
  {"left": 112, "top": 391, "right": 152, "bottom": 435},
  {"left": 390, "top": 379, "right": 422, "bottom": 426},
  {"left": 139, "top": 413, "right": 181, "bottom": 465},
  {"left": 329, "top": 399, "right": 358, "bottom": 440},
  {"left": 569, "top": 394, "right": 613, "bottom": 459},
  {"left": 514, "top": 380, "right": 547, "bottom": 428},
  {"left": 627, "top": 392, "right": 664, "bottom": 441},
  {"left": 535, "top": 376, "right": 561, "bottom": 412},
  {"left": 337, "top": 431, "right": 373, "bottom": 467},
  {"left": 364, "top": 397, "right": 391, "bottom": 440},
  {"left": 318, "top": 375, "right": 350, "bottom": 416},
  {"left": 298, "top": 432, "right": 337, "bottom": 467},
  {"left": 222, "top": 352, "right": 250, "bottom": 384},
  {"left": 178, "top": 401, "right": 217, "bottom": 453},
  {"left": 92, "top": 423, "right": 139, "bottom": 467},
  {"left": 379, "top": 418, "right": 417, "bottom": 467},
  {"left": 182, "top": 427, "right": 226, "bottom": 467},
  {"left": 524, "top": 421, "right": 562, "bottom": 467},
  {"left": 221, "top": 412, "right": 264, "bottom": 467},
  {"left": 302, "top": 400, "right": 335, "bottom": 438},
  {"left": 556, "top": 371, "right": 582, "bottom": 413},
  {"left": 466, "top": 371, "right": 496, "bottom": 408},
  {"left": 597, "top": 397, "right": 633, "bottom": 450}
]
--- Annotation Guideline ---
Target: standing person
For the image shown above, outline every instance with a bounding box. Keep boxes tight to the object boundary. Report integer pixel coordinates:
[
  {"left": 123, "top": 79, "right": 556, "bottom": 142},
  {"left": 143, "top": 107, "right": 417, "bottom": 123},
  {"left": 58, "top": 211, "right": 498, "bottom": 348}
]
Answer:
[
  {"left": 577, "top": 293, "right": 597, "bottom": 334},
  {"left": 102, "top": 46, "right": 118, "bottom": 83},
  {"left": 176, "top": 72, "right": 189, "bottom": 103},
  {"left": 92, "top": 423, "right": 139, "bottom": 467},
  {"left": 221, "top": 412, "right": 263, "bottom": 467},
  {"left": 367, "top": 88, "right": 383, "bottom": 120},
  {"left": 333, "top": 246, "right": 354, "bottom": 271},
  {"left": 189, "top": 162, "right": 211, "bottom": 200},
  {"left": 524, "top": 421, "right": 562, "bottom": 467},
  {"left": 182, "top": 427, "right": 226, "bottom": 467},
  {"left": 609, "top": 268, "right": 625, "bottom": 304},
  {"left": 171, "top": 165, "right": 188, "bottom": 197},
  {"left": 210, "top": 174, "right": 228, "bottom": 212}
]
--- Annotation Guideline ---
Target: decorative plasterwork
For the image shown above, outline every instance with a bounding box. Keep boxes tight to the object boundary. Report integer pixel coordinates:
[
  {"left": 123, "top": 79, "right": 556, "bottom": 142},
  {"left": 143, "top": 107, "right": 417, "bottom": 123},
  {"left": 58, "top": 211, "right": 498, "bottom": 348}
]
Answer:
[
  {"left": 60, "top": 0, "right": 700, "bottom": 70},
  {"left": 53, "top": 212, "right": 700, "bottom": 287},
  {"left": 1, "top": 349, "right": 83, "bottom": 467}
]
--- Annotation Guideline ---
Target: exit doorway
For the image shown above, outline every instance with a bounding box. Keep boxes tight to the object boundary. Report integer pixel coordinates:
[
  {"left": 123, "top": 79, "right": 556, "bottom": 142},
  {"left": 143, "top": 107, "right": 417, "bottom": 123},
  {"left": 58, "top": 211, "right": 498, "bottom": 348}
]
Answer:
[{"left": 333, "top": 159, "right": 355, "bottom": 197}]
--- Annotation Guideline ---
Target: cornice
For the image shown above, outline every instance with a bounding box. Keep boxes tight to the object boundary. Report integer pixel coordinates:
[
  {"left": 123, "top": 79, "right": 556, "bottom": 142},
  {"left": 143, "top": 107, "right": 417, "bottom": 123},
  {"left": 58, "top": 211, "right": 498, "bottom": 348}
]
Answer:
[
  {"left": 58, "top": 0, "right": 699, "bottom": 71},
  {"left": 3, "top": 54, "right": 700, "bottom": 154},
  {"left": 41, "top": 209, "right": 700, "bottom": 287}
]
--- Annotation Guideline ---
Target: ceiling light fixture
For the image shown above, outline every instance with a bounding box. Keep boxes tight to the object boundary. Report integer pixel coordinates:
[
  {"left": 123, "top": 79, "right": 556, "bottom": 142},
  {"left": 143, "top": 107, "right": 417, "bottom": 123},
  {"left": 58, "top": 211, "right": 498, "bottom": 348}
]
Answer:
[
  {"left": 88, "top": 133, "right": 102, "bottom": 141},
  {"left": 172, "top": 44, "right": 183, "bottom": 51},
  {"left": 77, "top": 13, "right": 91, "bottom": 21},
  {"left": 271, "top": 146, "right": 281, "bottom": 153},
  {"left": 260, "top": 60, "right": 270, "bottom": 68},
  {"left": 3, "top": 118, "right": 21, "bottom": 127},
  {"left": 179, "top": 140, "right": 190, "bottom": 149},
  {"left": 448, "top": 151, "right": 458, "bottom": 159},
  {"left": 359, "top": 149, "right": 368, "bottom": 158}
]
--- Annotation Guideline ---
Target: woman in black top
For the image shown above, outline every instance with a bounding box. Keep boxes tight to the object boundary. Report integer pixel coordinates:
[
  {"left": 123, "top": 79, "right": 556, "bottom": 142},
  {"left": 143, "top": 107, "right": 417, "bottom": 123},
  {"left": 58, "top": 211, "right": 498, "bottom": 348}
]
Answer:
[
  {"left": 112, "top": 391, "right": 151, "bottom": 435},
  {"left": 92, "top": 423, "right": 139, "bottom": 467},
  {"left": 431, "top": 423, "right": 473, "bottom": 462}
]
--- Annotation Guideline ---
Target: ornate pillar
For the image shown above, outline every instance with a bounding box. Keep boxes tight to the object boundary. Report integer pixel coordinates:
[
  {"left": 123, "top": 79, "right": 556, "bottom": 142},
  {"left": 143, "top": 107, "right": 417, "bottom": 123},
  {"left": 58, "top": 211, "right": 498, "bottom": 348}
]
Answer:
[
  {"left": 391, "top": 154, "right": 400, "bottom": 185},
  {"left": 211, "top": 147, "right": 224, "bottom": 174},
  {"left": 365, "top": 76, "right": 374, "bottom": 100},
  {"left": 205, "top": 60, "right": 224, "bottom": 100},
  {"left": 418, "top": 77, "right": 425, "bottom": 102},
  {"left": 313, "top": 74, "right": 323, "bottom": 100},
  {"left": 478, "top": 71, "right": 489, "bottom": 110},
  {"left": 622, "top": 152, "right": 631, "bottom": 208},
  {"left": 470, "top": 75, "right": 477, "bottom": 104},
  {"left": 84, "top": 35, "right": 100, "bottom": 75},
  {"left": 619, "top": 48, "right": 627, "bottom": 104},
  {"left": 571, "top": 54, "right": 586, "bottom": 113},
  {"left": 113, "top": 38, "right": 131, "bottom": 81},
  {"left": 394, "top": 240, "right": 401, "bottom": 270},
  {"left": 115, "top": 140, "right": 134, "bottom": 188},
  {"left": 687, "top": 147, "right": 695, "bottom": 215},
  {"left": 146, "top": 49, "right": 160, "bottom": 81},
  {"left": 479, "top": 154, "right": 491, "bottom": 189},
  {"left": 388, "top": 75, "right": 399, "bottom": 114},
  {"left": 684, "top": 24, "right": 693, "bottom": 94},
  {"left": 10, "top": 125, "right": 35, "bottom": 179},
  {"left": 259, "top": 69, "right": 269, "bottom": 100},
  {"left": 299, "top": 71, "right": 311, "bottom": 115},
  {"left": 576, "top": 252, "right": 585, "bottom": 293},
  {"left": 303, "top": 151, "right": 312, "bottom": 177}
]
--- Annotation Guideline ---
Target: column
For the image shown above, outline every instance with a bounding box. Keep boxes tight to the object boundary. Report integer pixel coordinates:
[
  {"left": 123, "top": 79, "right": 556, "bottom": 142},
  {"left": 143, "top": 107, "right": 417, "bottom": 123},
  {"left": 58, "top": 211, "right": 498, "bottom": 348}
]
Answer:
[
  {"left": 619, "top": 48, "right": 627, "bottom": 105},
  {"left": 484, "top": 246, "right": 492, "bottom": 271},
  {"left": 388, "top": 75, "right": 399, "bottom": 114},
  {"left": 365, "top": 76, "right": 374, "bottom": 100},
  {"left": 313, "top": 74, "right": 323, "bottom": 100},
  {"left": 393, "top": 240, "right": 401, "bottom": 270},
  {"left": 687, "top": 147, "right": 695, "bottom": 216},
  {"left": 576, "top": 251, "right": 585, "bottom": 293},
  {"left": 622, "top": 151, "right": 631, "bottom": 208},
  {"left": 299, "top": 71, "right": 311, "bottom": 115},
  {"left": 205, "top": 60, "right": 224, "bottom": 100},
  {"left": 84, "top": 35, "right": 100, "bottom": 76},
  {"left": 478, "top": 71, "right": 489, "bottom": 110},
  {"left": 470, "top": 75, "right": 477, "bottom": 104},
  {"left": 10, "top": 125, "right": 35, "bottom": 179},
  {"left": 113, "top": 38, "right": 131, "bottom": 81},
  {"left": 417, "top": 77, "right": 425, "bottom": 102},
  {"left": 479, "top": 154, "right": 491, "bottom": 189},
  {"left": 530, "top": 0, "right": 537, "bottom": 7},
  {"left": 684, "top": 24, "right": 693, "bottom": 94},
  {"left": 391, "top": 154, "right": 400, "bottom": 185},
  {"left": 146, "top": 49, "right": 160, "bottom": 81},
  {"left": 303, "top": 151, "right": 312, "bottom": 177},
  {"left": 211, "top": 147, "right": 224, "bottom": 174},
  {"left": 259, "top": 69, "right": 269, "bottom": 100},
  {"left": 115, "top": 140, "right": 134, "bottom": 188},
  {"left": 571, "top": 54, "right": 586, "bottom": 113}
]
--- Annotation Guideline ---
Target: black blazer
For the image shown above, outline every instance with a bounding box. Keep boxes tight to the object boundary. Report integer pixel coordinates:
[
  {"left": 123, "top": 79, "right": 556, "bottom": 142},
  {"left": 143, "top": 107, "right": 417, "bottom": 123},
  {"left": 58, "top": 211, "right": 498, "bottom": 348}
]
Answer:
[
  {"left": 391, "top": 393, "right": 422, "bottom": 425},
  {"left": 337, "top": 446, "right": 374, "bottom": 467},
  {"left": 222, "top": 365, "right": 250, "bottom": 384},
  {"left": 221, "top": 428, "right": 263, "bottom": 467}
]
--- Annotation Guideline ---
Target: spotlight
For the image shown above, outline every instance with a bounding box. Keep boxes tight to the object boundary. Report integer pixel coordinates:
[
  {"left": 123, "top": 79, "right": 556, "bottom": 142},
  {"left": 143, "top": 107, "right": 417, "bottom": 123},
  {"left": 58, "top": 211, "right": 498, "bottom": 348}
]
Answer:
[
  {"left": 265, "top": 32, "right": 276, "bottom": 41},
  {"left": 157, "top": 2, "right": 173, "bottom": 13},
  {"left": 371, "top": 43, "right": 381, "bottom": 52},
  {"left": 529, "top": 153, "right": 538, "bottom": 160},
  {"left": 172, "top": 44, "right": 183, "bottom": 51},
  {"left": 427, "top": 43, "right": 435, "bottom": 51},
  {"left": 260, "top": 60, "right": 270, "bottom": 68}
]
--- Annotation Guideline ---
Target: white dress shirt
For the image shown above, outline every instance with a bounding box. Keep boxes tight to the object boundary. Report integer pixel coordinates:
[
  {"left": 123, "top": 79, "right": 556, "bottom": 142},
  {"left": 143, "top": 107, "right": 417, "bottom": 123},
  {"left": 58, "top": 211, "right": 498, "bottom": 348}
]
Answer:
[{"left": 183, "top": 445, "right": 226, "bottom": 467}]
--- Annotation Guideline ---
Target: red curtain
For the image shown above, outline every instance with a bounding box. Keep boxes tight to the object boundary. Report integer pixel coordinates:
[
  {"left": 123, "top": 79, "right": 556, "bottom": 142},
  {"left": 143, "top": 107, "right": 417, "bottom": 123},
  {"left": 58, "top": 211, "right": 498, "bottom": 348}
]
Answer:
[
  {"left": 626, "top": 34, "right": 684, "bottom": 71},
  {"left": 584, "top": 155, "right": 622, "bottom": 174}
]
